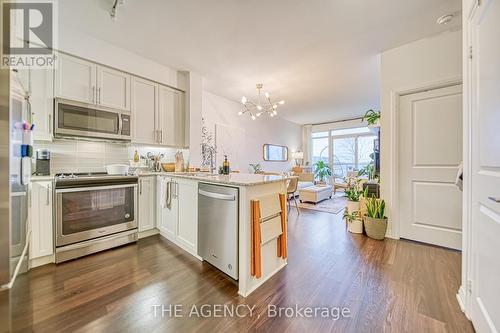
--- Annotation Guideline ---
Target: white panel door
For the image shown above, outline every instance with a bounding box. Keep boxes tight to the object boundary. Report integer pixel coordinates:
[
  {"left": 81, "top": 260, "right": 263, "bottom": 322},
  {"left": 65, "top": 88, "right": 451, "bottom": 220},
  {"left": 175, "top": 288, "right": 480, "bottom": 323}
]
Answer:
[
  {"left": 97, "top": 66, "right": 131, "bottom": 111},
  {"left": 131, "top": 77, "right": 157, "bottom": 145},
  {"left": 399, "top": 84, "right": 463, "bottom": 249},
  {"left": 157, "top": 86, "right": 185, "bottom": 147},
  {"left": 176, "top": 179, "right": 197, "bottom": 253},
  {"left": 56, "top": 54, "right": 96, "bottom": 104},
  {"left": 29, "top": 181, "right": 53, "bottom": 259},
  {"left": 138, "top": 177, "right": 155, "bottom": 232},
  {"left": 469, "top": 1, "right": 500, "bottom": 331}
]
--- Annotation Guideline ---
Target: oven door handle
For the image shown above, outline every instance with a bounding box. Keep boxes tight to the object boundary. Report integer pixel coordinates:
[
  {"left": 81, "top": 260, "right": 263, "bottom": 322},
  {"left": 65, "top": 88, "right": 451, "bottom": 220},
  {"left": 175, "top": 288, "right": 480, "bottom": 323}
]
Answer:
[{"left": 55, "top": 183, "right": 138, "bottom": 193}]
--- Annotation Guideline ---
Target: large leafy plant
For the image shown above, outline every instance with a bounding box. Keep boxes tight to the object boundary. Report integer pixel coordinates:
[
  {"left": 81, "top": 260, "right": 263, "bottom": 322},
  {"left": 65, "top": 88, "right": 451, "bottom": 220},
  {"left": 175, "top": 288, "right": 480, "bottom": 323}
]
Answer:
[
  {"left": 362, "top": 109, "right": 381, "bottom": 126},
  {"left": 313, "top": 160, "right": 332, "bottom": 182},
  {"left": 365, "top": 196, "right": 386, "bottom": 219}
]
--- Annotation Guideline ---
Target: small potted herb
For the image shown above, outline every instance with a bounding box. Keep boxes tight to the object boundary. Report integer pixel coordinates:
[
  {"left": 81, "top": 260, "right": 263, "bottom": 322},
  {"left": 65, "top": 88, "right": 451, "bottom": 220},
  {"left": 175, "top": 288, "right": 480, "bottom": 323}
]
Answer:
[
  {"left": 363, "top": 196, "right": 388, "bottom": 240},
  {"left": 343, "top": 210, "right": 363, "bottom": 234}
]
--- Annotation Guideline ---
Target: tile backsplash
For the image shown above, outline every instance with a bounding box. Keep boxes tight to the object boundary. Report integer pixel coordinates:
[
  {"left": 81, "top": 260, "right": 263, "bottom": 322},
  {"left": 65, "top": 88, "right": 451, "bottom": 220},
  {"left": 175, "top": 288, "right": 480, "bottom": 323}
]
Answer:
[{"left": 34, "top": 139, "right": 189, "bottom": 174}]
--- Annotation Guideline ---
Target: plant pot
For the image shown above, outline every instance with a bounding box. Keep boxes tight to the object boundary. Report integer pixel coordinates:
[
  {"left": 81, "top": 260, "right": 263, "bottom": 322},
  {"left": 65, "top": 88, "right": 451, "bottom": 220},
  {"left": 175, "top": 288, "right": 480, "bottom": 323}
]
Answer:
[
  {"left": 363, "top": 216, "right": 388, "bottom": 240},
  {"left": 346, "top": 200, "right": 360, "bottom": 213},
  {"left": 348, "top": 219, "right": 363, "bottom": 234}
]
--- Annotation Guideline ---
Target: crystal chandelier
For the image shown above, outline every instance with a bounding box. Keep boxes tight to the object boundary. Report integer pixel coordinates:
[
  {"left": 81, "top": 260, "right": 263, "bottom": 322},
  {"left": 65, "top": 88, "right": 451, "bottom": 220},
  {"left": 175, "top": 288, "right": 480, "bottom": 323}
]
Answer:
[{"left": 238, "top": 83, "right": 285, "bottom": 120}]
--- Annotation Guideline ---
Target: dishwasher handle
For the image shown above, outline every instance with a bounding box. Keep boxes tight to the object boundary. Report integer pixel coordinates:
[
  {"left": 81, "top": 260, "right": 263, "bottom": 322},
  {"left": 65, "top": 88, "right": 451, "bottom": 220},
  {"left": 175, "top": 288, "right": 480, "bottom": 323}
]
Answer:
[{"left": 199, "top": 189, "right": 236, "bottom": 201}]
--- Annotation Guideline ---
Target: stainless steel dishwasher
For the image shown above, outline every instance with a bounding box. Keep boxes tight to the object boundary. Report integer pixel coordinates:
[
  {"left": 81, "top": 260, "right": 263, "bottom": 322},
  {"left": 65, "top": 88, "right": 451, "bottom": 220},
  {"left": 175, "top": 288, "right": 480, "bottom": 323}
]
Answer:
[{"left": 198, "top": 183, "right": 239, "bottom": 280}]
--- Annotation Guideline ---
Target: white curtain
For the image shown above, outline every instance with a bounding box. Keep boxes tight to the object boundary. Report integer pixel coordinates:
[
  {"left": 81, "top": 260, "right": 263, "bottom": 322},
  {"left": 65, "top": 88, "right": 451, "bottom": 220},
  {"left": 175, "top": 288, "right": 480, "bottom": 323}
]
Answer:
[{"left": 302, "top": 125, "right": 312, "bottom": 166}]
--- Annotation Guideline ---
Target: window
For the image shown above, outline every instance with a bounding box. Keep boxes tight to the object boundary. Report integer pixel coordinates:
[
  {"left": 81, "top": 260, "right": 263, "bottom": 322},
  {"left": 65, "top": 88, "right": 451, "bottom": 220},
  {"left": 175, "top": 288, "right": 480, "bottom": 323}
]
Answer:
[
  {"left": 311, "top": 126, "right": 378, "bottom": 179},
  {"left": 312, "top": 136, "right": 329, "bottom": 165}
]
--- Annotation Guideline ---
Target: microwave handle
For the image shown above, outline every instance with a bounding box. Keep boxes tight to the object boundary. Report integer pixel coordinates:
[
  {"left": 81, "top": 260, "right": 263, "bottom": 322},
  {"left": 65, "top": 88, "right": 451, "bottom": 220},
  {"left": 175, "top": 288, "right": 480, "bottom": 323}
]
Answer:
[{"left": 118, "top": 114, "right": 123, "bottom": 134}]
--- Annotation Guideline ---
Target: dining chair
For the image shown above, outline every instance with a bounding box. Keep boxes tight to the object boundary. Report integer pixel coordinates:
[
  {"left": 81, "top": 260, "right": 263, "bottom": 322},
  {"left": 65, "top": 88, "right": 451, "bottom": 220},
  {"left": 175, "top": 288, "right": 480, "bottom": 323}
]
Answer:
[{"left": 286, "top": 176, "right": 300, "bottom": 214}]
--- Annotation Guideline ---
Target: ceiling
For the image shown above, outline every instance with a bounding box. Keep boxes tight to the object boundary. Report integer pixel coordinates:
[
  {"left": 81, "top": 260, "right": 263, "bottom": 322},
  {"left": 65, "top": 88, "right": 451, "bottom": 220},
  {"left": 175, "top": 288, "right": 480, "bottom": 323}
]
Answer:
[{"left": 58, "top": 0, "right": 461, "bottom": 124}]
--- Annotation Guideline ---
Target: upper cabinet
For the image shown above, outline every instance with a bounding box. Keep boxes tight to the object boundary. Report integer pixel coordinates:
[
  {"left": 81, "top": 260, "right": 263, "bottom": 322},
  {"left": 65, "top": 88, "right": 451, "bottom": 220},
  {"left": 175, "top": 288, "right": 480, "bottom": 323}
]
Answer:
[
  {"left": 54, "top": 53, "right": 187, "bottom": 148},
  {"left": 30, "top": 68, "right": 54, "bottom": 141},
  {"left": 132, "top": 77, "right": 158, "bottom": 145},
  {"left": 55, "top": 53, "right": 96, "bottom": 104},
  {"left": 97, "top": 66, "right": 131, "bottom": 111},
  {"left": 56, "top": 53, "right": 131, "bottom": 111},
  {"left": 158, "top": 85, "right": 186, "bottom": 147}
]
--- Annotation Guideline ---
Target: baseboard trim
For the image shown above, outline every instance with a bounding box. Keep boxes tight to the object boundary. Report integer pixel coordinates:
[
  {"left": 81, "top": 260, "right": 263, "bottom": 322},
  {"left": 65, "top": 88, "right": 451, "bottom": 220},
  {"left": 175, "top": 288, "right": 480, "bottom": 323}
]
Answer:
[
  {"left": 138, "top": 228, "right": 159, "bottom": 239},
  {"left": 238, "top": 262, "right": 287, "bottom": 298},
  {"left": 456, "top": 285, "right": 469, "bottom": 318},
  {"left": 29, "top": 254, "right": 55, "bottom": 269}
]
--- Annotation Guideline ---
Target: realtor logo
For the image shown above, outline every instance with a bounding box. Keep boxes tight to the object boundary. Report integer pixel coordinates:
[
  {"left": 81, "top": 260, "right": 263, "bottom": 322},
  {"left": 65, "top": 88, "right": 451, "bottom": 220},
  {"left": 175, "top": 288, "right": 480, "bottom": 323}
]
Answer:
[{"left": 1, "top": 0, "right": 57, "bottom": 68}]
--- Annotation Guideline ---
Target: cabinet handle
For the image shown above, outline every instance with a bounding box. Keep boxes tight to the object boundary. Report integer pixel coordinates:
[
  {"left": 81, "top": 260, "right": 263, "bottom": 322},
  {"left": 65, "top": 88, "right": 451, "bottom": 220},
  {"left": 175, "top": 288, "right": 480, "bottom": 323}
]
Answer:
[
  {"left": 489, "top": 196, "right": 500, "bottom": 203},
  {"left": 159, "top": 130, "right": 163, "bottom": 143},
  {"left": 46, "top": 186, "right": 50, "bottom": 206},
  {"left": 139, "top": 179, "right": 143, "bottom": 195},
  {"left": 48, "top": 113, "right": 52, "bottom": 134},
  {"left": 98, "top": 87, "right": 101, "bottom": 104},
  {"left": 92, "top": 86, "right": 95, "bottom": 104}
]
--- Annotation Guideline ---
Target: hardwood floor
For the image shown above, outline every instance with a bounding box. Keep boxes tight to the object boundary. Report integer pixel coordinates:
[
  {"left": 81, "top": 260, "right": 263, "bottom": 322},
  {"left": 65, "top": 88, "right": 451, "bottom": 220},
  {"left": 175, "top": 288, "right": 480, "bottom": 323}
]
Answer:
[{"left": 6, "top": 209, "right": 473, "bottom": 333}]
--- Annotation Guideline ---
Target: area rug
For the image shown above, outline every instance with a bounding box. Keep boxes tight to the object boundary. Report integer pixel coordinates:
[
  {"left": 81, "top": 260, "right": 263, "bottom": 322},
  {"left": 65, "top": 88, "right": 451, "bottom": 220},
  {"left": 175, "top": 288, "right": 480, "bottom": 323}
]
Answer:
[{"left": 296, "top": 194, "right": 346, "bottom": 215}]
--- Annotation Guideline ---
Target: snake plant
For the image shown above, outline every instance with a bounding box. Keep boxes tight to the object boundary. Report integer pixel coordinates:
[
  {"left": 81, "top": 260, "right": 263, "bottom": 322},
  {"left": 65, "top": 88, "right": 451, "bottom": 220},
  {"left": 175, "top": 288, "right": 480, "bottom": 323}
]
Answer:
[{"left": 365, "top": 196, "right": 386, "bottom": 219}]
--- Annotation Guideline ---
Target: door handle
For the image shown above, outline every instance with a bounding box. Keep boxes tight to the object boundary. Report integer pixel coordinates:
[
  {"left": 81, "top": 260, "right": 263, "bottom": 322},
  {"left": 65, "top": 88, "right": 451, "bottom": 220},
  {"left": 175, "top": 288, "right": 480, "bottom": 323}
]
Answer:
[
  {"left": 488, "top": 196, "right": 500, "bottom": 203},
  {"left": 198, "top": 189, "right": 235, "bottom": 201}
]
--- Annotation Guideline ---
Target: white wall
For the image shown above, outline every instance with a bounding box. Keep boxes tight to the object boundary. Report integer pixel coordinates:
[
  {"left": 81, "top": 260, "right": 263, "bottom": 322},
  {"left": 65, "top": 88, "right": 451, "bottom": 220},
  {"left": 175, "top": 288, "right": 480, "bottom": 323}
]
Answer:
[
  {"left": 200, "top": 91, "right": 302, "bottom": 173},
  {"left": 59, "top": 27, "right": 186, "bottom": 90},
  {"left": 380, "top": 30, "right": 462, "bottom": 237}
]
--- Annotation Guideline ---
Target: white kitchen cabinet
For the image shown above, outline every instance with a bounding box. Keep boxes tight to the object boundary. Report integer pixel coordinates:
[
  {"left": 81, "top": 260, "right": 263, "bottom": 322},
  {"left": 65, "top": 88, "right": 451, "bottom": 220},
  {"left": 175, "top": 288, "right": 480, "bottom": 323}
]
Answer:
[
  {"left": 138, "top": 176, "right": 156, "bottom": 232},
  {"left": 158, "top": 86, "right": 186, "bottom": 147},
  {"left": 157, "top": 177, "right": 198, "bottom": 256},
  {"left": 97, "top": 66, "right": 131, "bottom": 111},
  {"left": 29, "top": 181, "right": 53, "bottom": 259},
  {"left": 56, "top": 53, "right": 131, "bottom": 112},
  {"left": 157, "top": 176, "right": 177, "bottom": 239},
  {"left": 30, "top": 68, "right": 54, "bottom": 141},
  {"left": 176, "top": 178, "right": 198, "bottom": 252},
  {"left": 132, "top": 77, "right": 157, "bottom": 145},
  {"left": 56, "top": 53, "right": 97, "bottom": 104}
]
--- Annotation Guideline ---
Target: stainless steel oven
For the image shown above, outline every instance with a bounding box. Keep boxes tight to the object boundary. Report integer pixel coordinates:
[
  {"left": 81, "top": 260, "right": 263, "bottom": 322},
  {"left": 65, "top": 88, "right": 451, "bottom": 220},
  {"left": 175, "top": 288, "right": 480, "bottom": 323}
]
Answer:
[
  {"left": 54, "top": 98, "right": 131, "bottom": 141},
  {"left": 55, "top": 174, "right": 138, "bottom": 262}
]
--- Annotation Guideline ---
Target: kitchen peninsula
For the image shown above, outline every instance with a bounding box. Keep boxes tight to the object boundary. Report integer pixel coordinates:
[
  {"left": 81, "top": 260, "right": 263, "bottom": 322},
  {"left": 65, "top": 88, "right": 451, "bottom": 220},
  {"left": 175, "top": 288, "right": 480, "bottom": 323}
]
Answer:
[{"left": 153, "top": 172, "right": 290, "bottom": 297}]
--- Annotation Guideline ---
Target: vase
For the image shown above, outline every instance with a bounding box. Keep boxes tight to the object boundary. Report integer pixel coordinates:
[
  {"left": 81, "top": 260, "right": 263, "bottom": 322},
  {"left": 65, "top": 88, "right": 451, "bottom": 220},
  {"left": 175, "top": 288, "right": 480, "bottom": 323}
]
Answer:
[
  {"left": 348, "top": 219, "right": 363, "bottom": 234},
  {"left": 346, "top": 200, "right": 360, "bottom": 213},
  {"left": 363, "top": 216, "right": 388, "bottom": 240}
]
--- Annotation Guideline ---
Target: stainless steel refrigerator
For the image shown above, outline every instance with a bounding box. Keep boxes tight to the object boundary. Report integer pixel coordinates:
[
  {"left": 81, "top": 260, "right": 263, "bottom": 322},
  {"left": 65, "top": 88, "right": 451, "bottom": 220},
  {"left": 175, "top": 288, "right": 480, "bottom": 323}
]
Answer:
[{"left": 0, "top": 32, "right": 32, "bottom": 333}]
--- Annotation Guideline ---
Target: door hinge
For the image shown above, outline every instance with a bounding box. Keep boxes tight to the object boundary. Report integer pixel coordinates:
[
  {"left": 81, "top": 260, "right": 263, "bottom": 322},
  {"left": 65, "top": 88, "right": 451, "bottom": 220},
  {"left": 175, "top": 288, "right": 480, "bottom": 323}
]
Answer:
[
  {"left": 469, "top": 46, "right": 473, "bottom": 60},
  {"left": 467, "top": 279, "right": 473, "bottom": 293}
]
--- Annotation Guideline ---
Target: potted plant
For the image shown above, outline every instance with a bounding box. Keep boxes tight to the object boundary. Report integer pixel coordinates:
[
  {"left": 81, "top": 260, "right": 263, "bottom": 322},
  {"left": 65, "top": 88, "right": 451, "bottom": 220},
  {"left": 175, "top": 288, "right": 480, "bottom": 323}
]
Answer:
[
  {"left": 344, "top": 180, "right": 361, "bottom": 212},
  {"left": 343, "top": 210, "right": 363, "bottom": 234},
  {"left": 361, "top": 109, "right": 381, "bottom": 127},
  {"left": 363, "top": 196, "right": 388, "bottom": 240},
  {"left": 358, "top": 164, "right": 377, "bottom": 184},
  {"left": 313, "top": 160, "right": 331, "bottom": 185},
  {"left": 249, "top": 163, "right": 262, "bottom": 174}
]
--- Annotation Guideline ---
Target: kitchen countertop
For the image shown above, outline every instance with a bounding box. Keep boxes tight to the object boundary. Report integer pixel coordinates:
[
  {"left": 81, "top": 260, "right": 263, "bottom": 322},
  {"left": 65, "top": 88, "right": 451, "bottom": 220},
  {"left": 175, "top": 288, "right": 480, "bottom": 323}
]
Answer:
[
  {"left": 141, "top": 172, "right": 290, "bottom": 186},
  {"left": 30, "top": 172, "right": 290, "bottom": 186}
]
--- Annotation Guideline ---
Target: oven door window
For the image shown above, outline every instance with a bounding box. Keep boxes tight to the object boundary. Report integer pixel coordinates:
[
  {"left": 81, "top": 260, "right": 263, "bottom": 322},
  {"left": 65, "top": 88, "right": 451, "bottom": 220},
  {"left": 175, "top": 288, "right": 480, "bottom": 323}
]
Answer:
[
  {"left": 61, "top": 187, "right": 135, "bottom": 235},
  {"left": 58, "top": 103, "right": 119, "bottom": 135}
]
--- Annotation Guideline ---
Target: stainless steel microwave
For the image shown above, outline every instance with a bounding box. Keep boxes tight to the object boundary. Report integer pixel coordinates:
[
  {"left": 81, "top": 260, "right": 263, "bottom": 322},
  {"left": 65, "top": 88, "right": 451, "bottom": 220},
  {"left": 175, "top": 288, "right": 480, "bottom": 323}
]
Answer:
[{"left": 54, "top": 99, "right": 131, "bottom": 141}]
